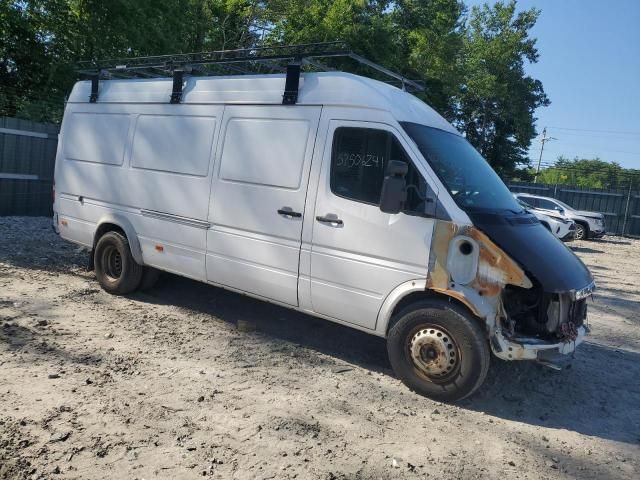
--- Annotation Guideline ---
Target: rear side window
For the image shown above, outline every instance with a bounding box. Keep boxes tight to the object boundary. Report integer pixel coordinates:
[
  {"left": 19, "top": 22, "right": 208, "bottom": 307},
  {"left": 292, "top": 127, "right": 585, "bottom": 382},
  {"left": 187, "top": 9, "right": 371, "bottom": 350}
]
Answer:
[{"left": 331, "top": 127, "right": 427, "bottom": 214}]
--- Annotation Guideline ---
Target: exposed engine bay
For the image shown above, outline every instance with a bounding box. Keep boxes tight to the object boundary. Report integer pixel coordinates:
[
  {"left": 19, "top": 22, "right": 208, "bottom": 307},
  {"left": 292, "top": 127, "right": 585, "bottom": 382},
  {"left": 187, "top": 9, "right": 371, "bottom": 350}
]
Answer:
[{"left": 502, "top": 285, "right": 588, "bottom": 342}]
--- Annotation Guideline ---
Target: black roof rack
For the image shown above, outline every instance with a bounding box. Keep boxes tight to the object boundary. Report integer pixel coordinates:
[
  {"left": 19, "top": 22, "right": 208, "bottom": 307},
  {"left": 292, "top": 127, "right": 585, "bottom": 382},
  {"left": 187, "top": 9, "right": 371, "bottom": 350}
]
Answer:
[{"left": 77, "top": 42, "right": 424, "bottom": 104}]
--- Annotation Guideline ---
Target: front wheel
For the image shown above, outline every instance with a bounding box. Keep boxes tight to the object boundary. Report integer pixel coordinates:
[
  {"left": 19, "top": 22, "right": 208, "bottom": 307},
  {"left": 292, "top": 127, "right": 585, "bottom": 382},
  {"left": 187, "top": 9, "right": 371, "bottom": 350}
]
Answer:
[
  {"left": 574, "top": 223, "right": 588, "bottom": 240},
  {"left": 387, "top": 299, "right": 490, "bottom": 402}
]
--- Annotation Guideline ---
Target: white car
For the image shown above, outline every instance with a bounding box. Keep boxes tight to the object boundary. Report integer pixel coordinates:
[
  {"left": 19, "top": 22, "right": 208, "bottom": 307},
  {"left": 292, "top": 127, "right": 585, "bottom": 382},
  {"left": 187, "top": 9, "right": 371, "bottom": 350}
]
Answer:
[
  {"left": 515, "top": 193, "right": 605, "bottom": 240},
  {"left": 52, "top": 45, "right": 595, "bottom": 401},
  {"left": 515, "top": 197, "right": 575, "bottom": 241}
]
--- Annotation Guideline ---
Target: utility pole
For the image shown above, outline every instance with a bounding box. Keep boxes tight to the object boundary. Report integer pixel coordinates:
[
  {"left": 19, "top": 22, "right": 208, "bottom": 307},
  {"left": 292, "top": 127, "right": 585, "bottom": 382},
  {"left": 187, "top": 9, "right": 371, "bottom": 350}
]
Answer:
[{"left": 534, "top": 127, "right": 557, "bottom": 183}]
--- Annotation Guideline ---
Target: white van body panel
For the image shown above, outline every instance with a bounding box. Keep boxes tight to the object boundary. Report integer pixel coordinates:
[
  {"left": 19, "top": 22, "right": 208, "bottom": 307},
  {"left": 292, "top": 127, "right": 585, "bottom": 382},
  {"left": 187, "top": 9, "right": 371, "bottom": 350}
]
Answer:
[
  {"left": 56, "top": 103, "right": 224, "bottom": 280},
  {"left": 55, "top": 72, "right": 471, "bottom": 336},
  {"left": 306, "top": 118, "right": 434, "bottom": 329},
  {"left": 206, "top": 105, "right": 321, "bottom": 306}
]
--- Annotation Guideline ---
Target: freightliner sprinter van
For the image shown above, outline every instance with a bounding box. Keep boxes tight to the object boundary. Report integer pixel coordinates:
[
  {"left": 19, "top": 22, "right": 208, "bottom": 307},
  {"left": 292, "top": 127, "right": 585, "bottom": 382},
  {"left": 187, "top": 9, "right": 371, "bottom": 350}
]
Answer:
[{"left": 53, "top": 54, "right": 595, "bottom": 401}]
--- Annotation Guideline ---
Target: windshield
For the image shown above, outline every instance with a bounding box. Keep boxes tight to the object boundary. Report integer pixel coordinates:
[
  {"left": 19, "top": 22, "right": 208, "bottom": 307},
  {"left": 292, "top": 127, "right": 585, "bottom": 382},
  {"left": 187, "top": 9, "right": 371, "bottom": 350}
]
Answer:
[
  {"left": 401, "top": 122, "right": 523, "bottom": 213},
  {"left": 517, "top": 198, "right": 534, "bottom": 210}
]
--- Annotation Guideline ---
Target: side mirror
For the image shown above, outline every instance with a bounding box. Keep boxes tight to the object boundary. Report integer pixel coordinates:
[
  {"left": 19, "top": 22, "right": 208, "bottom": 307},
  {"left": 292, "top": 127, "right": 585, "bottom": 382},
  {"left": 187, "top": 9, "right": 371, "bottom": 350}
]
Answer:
[{"left": 380, "top": 160, "right": 408, "bottom": 214}]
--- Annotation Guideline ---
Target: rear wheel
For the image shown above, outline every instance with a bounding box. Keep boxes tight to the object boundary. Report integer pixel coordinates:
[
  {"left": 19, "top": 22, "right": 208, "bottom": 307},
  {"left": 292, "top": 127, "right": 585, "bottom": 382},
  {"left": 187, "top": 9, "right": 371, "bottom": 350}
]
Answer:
[
  {"left": 574, "top": 222, "right": 588, "bottom": 240},
  {"left": 94, "top": 231, "right": 143, "bottom": 295},
  {"left": 387, "top": 299, "right": 490, "bottom": 402}
]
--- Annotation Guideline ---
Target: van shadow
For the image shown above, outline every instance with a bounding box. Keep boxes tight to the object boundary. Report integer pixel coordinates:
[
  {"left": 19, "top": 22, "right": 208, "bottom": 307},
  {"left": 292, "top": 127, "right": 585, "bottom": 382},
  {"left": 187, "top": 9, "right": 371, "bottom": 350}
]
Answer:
[
  {"left": 136, "top": 274, "right": 391, "bottom": 371},
  {"left": 135, "top": 273, "right": 640, "bottom": 446},
  {"left": 463, "top": 344, "right": 640, "bottom": 445}
]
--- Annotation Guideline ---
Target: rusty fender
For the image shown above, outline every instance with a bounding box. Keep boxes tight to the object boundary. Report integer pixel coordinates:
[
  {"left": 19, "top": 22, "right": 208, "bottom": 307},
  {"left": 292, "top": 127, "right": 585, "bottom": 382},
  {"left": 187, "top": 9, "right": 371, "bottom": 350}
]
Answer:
[{"left": 426, "top": 221, "right": 539, "bottom": 360}]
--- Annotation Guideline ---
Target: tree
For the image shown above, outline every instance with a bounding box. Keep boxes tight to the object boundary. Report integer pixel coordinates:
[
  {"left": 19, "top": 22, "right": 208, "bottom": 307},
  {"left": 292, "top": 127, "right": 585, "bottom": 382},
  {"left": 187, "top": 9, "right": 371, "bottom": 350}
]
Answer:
[
  {"left": 0, "top": 0, "right": 56, "bottom": 120},
  {"left": 1, "top": 0, "right": 550, "bottom": 178},
  {"left": 536, "top": 157, "right": 639, "bottom": 189},
  {"left": 456, "top": 1, "right": 549, "bottom": 176},
  {"left": 392, "top": 0, "right": 465, "bottom": 118}
]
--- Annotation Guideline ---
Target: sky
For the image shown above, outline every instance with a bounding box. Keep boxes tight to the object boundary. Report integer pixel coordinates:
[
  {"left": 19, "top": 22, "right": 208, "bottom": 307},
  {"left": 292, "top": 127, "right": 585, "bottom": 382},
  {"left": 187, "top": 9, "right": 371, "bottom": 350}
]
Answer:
[{"left": 466, "top": 0, "right": 640, "bottom": 169}]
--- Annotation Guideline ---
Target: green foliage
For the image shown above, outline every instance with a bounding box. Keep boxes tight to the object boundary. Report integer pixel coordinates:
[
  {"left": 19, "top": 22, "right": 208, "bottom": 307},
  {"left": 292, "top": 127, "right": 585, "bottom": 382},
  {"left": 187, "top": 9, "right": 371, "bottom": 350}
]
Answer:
[
  {"left": 457, "top": 1, "right": 549, "bottom": 176},
  {"left": 536, "top": 157, "right": 640, "bottom": 189},
  {"left": 1, "top": 0, "right": 549, "bottom": 174}
]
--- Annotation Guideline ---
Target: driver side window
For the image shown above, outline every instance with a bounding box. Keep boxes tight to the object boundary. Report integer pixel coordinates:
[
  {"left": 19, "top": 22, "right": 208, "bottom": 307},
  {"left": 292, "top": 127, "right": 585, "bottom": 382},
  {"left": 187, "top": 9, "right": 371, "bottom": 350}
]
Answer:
[
  {"left": 537, "top": 198, "right": 559, "bottom": 210},
  {"left": 330, "top": 127, "right": 430, "bottom": 215}
]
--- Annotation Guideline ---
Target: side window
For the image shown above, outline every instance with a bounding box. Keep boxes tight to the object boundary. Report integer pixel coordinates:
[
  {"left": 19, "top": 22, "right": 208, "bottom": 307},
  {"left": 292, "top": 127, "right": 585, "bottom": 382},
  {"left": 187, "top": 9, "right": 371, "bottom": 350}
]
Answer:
[
  {"left": 330, "top": 127, "right": 429, "bottom": 214},
  {"left": 537, "top": 198, "right": 557, "bottom": 210}
]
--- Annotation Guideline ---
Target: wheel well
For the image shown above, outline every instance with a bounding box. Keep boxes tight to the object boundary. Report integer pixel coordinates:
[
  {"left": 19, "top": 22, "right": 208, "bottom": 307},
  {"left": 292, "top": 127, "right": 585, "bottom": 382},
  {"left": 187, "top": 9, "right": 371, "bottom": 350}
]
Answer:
[
  {"left": 574, "top": 219, "right": 589, "bottom": 232},
  {"left": 386, "top": 290, "right": 482, "bottom": 335},
  {"left": 94, "top": 223, "right": 126, "bottom": 247},
  {"left": 89, "top": 223, "right": 126, "bottom": 271}
]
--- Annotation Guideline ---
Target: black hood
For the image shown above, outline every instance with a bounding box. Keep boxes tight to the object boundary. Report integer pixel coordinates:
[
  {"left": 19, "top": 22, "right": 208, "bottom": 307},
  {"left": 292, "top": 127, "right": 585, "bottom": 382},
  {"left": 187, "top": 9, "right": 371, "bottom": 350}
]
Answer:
[{"left": 468, "top": 211, "right": 594, "bottom": 293}]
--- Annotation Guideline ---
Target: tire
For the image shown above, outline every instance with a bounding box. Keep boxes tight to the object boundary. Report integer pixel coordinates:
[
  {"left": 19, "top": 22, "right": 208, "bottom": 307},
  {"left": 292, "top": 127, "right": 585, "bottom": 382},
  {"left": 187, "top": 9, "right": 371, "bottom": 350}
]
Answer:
[
  {"left": 94, "top": 231, "right": 143, "bottom": 295},
  {"left": 574, "top": 222, "right": 588, "bottom": 240},
  {"left": 140, "top": 267, "right": 161, "bottom": 291},
  {"left": 387, "top": 299, "right": 490, "bottom": 402}
]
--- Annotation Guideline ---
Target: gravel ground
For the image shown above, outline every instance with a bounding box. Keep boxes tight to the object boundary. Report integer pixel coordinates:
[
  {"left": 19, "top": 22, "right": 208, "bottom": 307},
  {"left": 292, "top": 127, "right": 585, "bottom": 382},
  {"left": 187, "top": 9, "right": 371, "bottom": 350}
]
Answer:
[{"left": 1, "top": 216, "right": 639, "bottom": 480}]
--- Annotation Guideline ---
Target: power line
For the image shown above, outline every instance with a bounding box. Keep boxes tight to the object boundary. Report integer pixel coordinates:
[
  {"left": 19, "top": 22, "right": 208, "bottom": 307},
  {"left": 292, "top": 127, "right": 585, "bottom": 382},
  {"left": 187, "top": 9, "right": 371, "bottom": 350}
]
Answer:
[
  {"left": 529, "top": 146, "right": 640, "bottom": 157},
  {"left": 546, "top": 126, "right": 640, "bottom": 136},
  {"left": 545, "top": 129, "right": 640, "bottom": 140}
]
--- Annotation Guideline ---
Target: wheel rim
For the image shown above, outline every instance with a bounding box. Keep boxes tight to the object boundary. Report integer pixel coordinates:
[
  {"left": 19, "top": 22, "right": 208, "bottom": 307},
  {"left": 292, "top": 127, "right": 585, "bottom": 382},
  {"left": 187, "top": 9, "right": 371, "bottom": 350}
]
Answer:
[
  {"left": 102, "top": 245, "right": 123, "bottom": 281},
  {"left": 575, "top": 225, "right": 585, "bottom": 239},
  {"left": 408, "top": 325, "right": 461, "bottom": 382}
]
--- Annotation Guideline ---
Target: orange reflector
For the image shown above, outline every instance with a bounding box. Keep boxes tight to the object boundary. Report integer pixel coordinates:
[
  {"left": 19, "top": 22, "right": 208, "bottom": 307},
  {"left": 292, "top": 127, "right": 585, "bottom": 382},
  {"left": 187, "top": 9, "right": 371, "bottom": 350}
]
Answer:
[
  {"left": 60, "top": 219, "right": 68, "bottom": 226},
  {"left": 155, "top": 245, "right": 164, "bottom": 252}
]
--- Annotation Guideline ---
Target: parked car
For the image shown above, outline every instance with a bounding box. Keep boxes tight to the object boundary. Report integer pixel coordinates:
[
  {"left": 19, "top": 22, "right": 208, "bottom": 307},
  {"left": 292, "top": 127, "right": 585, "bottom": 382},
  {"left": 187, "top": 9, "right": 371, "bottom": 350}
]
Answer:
[
  {"left": 514, "top": 193, "right": 605, "bottom": 240},
  {"left": 515, "top": 196, "right": 576, "bottom": 241},
  {"left": 53, "top": 48, "right": 595, "bottom": 401}
]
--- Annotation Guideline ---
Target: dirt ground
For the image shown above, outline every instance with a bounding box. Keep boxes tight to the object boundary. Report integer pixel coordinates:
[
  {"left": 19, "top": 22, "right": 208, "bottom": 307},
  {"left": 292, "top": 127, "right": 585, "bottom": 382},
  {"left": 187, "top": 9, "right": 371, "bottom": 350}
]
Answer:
[{"left": 1, "top": 216, "right": 638, "bottom": 480}]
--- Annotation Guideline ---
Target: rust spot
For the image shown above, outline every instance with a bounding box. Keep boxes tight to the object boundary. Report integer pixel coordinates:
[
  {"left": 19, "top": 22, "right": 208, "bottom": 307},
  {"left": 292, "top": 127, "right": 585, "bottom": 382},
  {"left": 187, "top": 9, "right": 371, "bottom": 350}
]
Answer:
[
  {"left": 429, "top": 221, "right": 459, "bottom": 290},
  {"left": 468, "top": 228, "right": 530, "bottom": 288},
  {"left": 426, "top": 220, "right": 531, "bottom": 316},
  {"left": 430, "top": 286, "right": 482, "bottom": 318}
]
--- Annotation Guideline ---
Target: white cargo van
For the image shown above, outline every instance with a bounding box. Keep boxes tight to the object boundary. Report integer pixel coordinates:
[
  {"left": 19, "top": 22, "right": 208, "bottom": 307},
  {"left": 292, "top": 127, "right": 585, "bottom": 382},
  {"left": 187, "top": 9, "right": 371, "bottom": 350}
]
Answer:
[{"left": 54, "top": 46, "right": 595, "bottom": 400}]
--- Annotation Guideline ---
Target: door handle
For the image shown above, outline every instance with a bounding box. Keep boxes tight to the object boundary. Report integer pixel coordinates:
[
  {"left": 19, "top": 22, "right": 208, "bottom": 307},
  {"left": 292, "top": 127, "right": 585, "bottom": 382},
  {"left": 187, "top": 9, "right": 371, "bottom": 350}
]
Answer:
[
  {"left": 316, "top": 215, "right": 343, "bottom": 226},
  {"left": 277, "top": 208, "right": 302, "bottom": 218}
]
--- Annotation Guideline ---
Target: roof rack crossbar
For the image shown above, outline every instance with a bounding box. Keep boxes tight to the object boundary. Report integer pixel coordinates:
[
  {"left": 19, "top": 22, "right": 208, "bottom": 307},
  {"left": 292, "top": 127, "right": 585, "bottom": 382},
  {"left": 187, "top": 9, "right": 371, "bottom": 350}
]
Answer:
[
  {"left": 77, "top": 42, "right": 425, "bottom": 104},
  {"left": 76, "top": 42, "right": 350, "bottom": 70}
]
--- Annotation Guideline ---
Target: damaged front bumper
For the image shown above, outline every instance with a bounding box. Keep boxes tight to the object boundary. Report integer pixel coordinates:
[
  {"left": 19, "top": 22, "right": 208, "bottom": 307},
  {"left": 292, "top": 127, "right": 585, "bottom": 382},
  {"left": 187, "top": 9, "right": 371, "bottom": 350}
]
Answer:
[{"left": 491, "top": 325, "right": 589, "bottom": 362}]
